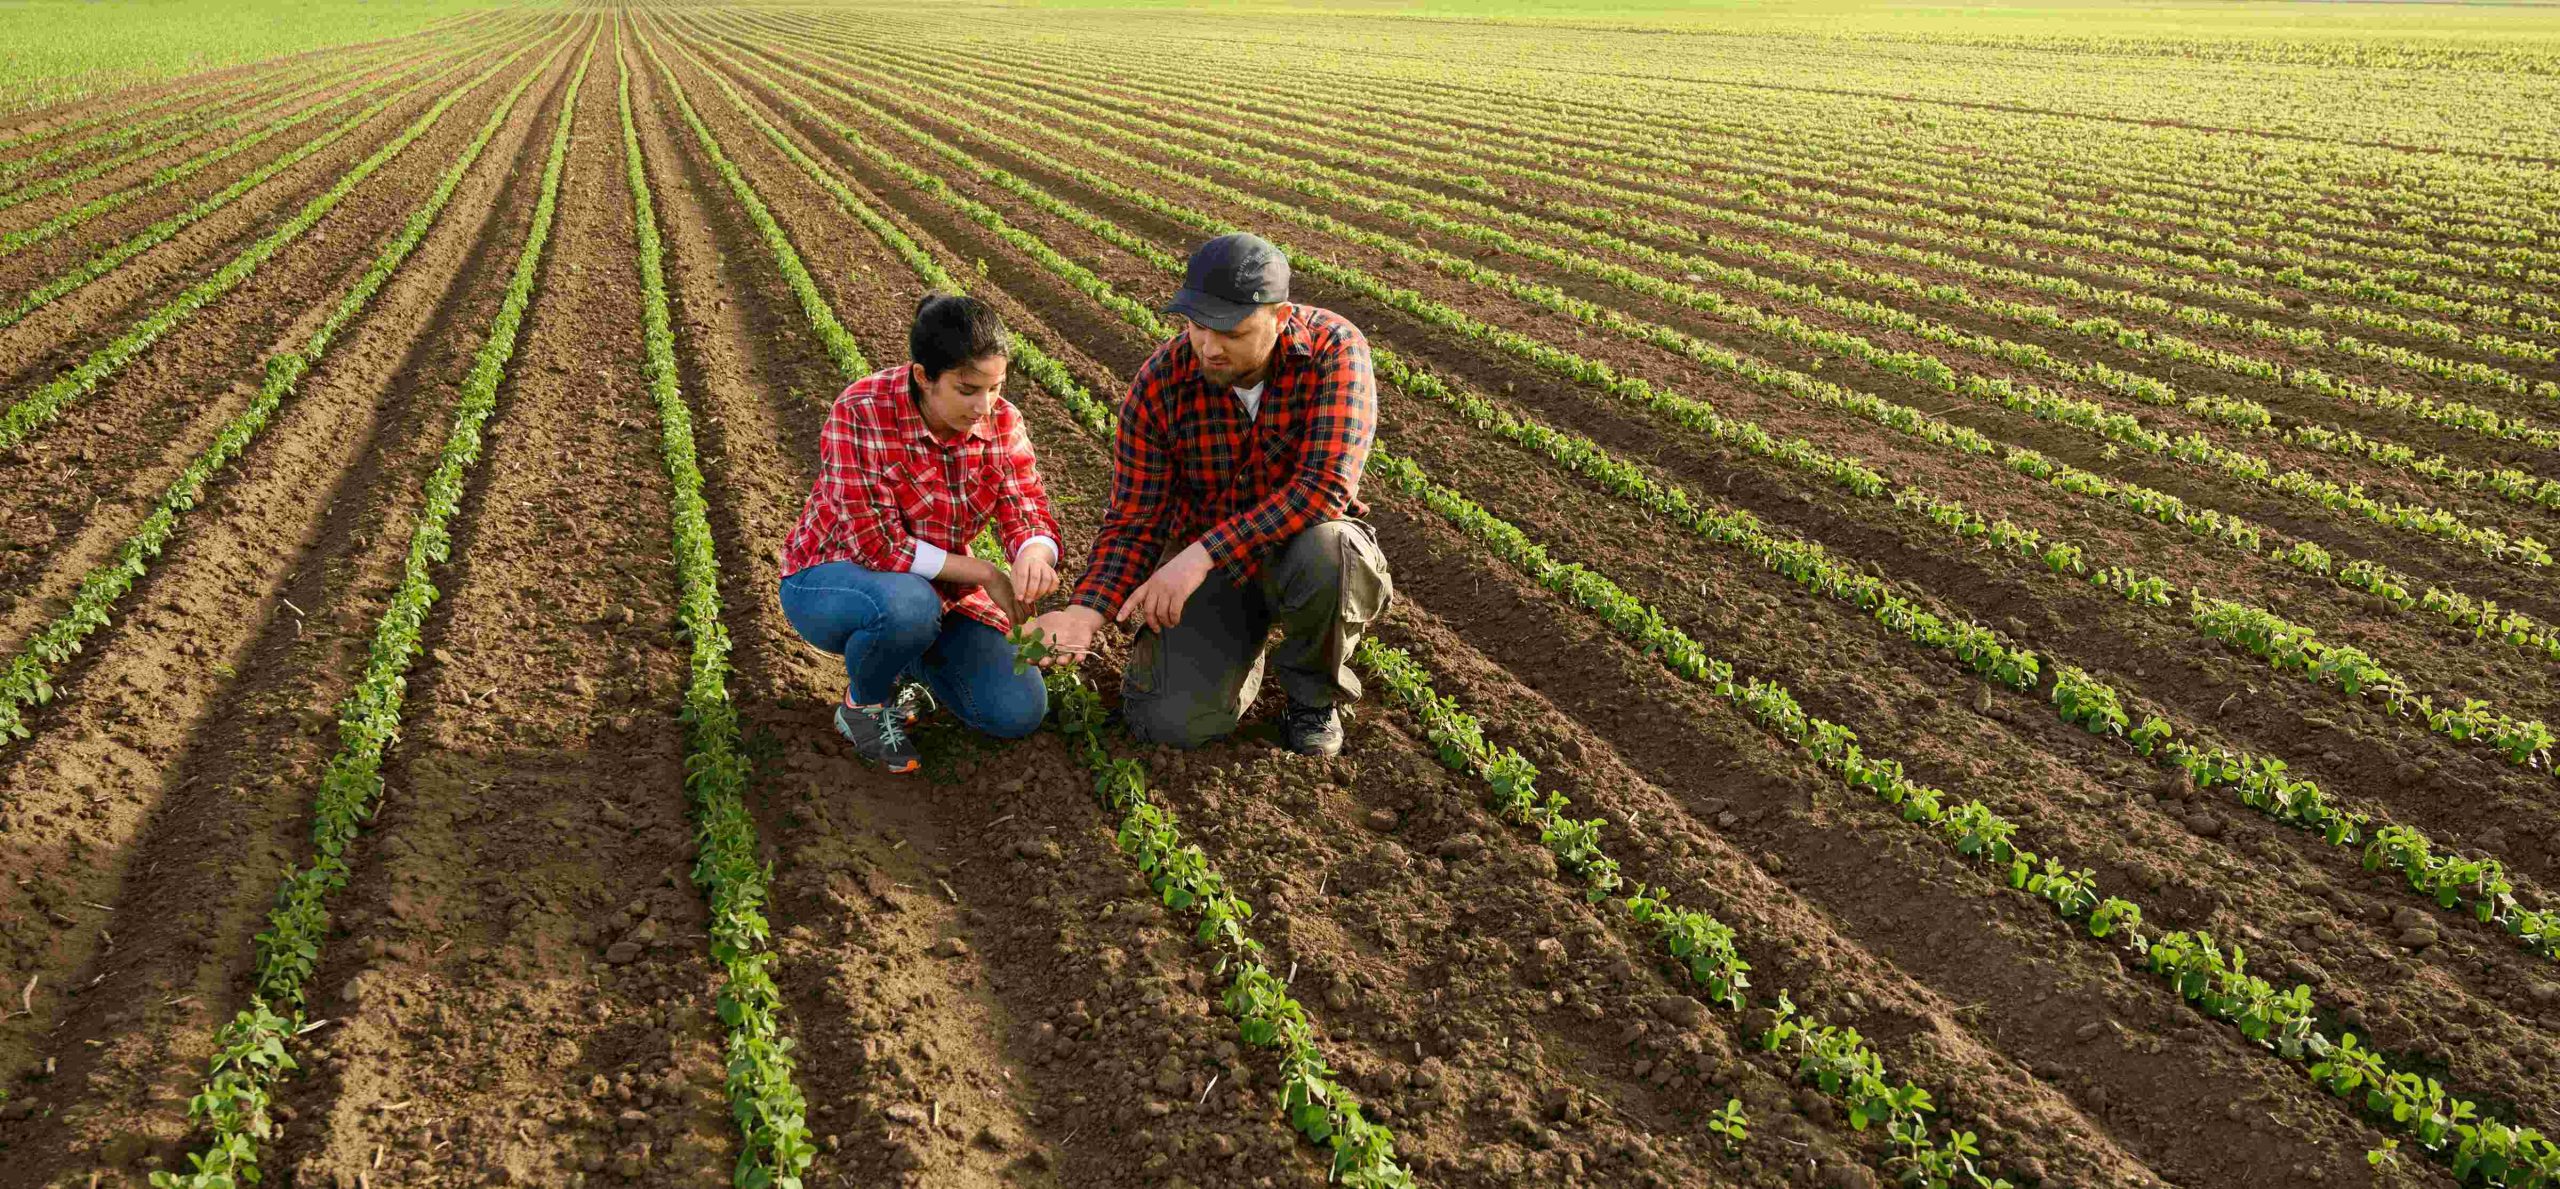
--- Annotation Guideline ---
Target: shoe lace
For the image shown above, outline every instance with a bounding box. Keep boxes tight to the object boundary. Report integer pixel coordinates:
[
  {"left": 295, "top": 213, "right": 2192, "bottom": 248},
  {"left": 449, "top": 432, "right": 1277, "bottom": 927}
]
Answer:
[{"left": 871, "top": 703, "right": 908, "bottom": 750}]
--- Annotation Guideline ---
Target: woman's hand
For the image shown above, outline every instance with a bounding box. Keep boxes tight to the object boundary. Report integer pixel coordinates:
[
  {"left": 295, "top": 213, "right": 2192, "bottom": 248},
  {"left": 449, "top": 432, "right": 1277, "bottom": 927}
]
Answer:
[
  {"left": 1013, "top": 541, "right": 1059, "bottom": 606},
  {"left": 983, "top": 568, "right": 1023, "bottom": 624}
]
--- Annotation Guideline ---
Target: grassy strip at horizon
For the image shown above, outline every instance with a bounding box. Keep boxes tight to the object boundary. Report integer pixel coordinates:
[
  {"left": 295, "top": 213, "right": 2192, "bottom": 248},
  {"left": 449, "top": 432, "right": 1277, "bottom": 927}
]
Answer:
[
  {"left": 0, "top": 25, "right": 518, "bottom": 260},
  {"left": 762, "top": 7, "right": 2560, "bottom": 348},
  {"left": 788, "top": 31, "right": 2560, "bottom": 529},
  {"left": 830, "top": 34, "right": 2560, "bottom": 469},
  {"left": 0, "top": 42, "right": 506, "bottom": 333},
  {"left": 638, "top": 20, "right": 1420, "bottom": 1180},
  {"left": 0, "top": 1, "right": 519, "bottom": 112},
  {"left": 697, "top": 25, "right": 2560, "bottom": 983},
  {"left": 0, "top": 27, "right": 566, "bottom": 453},
  {"left": 697, "top": 31, "right": 2560, "bottom": 771},
  {"left": 613, "top": 19, "right": 815, "bottom": 1184},
  {"left": 148, "top": 26, "right": 592, "bottom": 1189}
]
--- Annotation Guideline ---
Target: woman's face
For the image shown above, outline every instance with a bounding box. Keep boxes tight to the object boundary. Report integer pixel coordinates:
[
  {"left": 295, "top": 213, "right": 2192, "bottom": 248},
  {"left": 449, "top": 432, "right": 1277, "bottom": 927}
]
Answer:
[{"left": 916, "top": 355, "right": 1006, "bottom": 437}]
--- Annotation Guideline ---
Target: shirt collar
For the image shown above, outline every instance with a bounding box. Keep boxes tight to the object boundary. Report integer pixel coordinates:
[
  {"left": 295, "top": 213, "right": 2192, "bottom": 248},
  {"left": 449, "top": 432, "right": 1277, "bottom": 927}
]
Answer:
[{"left": 904, "top": 365, "right": 998, "bottom": 443}]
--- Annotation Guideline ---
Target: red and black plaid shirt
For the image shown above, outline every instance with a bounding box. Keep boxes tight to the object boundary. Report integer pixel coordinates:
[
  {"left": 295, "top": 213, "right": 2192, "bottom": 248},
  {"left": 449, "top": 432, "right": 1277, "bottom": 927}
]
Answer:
[
  {"left": 781, "top": 365, "right": 1062, "bottom": 631},
  {"left": 1071, "top": 304, "right": 1375, "bottom": 616}
]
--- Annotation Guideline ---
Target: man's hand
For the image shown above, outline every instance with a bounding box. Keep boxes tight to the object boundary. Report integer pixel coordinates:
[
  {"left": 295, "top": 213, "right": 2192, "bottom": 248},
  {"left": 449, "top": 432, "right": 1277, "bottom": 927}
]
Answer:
[
  {"left": 1028, "top": 606, "right": 1104, "bottom": 667},
  {"left": 1013, "top": 541, "right": 1059, "bottom": 606},
  {"left": 1118, "top": 541, "right": 1214, "bottom": 631}
]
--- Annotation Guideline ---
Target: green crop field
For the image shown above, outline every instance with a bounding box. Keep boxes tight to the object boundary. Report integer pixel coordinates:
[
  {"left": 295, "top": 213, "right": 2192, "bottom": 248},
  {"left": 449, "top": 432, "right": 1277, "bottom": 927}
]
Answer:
[{"left": 0, "top": 2, "right": 2557, "bottom": 1187}]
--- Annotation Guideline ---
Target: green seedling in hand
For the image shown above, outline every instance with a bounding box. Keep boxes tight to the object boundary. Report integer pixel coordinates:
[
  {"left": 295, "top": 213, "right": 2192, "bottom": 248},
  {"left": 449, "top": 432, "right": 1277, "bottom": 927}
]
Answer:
[{"left": 1006, "top": 621, "right": 1057, "bottom": 674}]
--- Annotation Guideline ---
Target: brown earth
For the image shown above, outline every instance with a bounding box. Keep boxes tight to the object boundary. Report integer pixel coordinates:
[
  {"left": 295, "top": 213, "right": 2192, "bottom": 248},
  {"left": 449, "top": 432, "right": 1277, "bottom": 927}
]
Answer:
[{"left": 5, "top": 8, "right": 2559, "bottom": 1189}]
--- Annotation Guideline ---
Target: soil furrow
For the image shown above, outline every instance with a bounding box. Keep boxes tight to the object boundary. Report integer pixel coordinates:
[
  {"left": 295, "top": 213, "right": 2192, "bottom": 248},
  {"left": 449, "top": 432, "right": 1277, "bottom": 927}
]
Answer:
[
  {"left": 258, "top": 38, "right": 738, "bottom": 1186},
  {"left": 0, "top": 29, "right": 574, "bottom": 653},
  {"left": 0, "top": 32, "right": 578, "bottom": 1186}
]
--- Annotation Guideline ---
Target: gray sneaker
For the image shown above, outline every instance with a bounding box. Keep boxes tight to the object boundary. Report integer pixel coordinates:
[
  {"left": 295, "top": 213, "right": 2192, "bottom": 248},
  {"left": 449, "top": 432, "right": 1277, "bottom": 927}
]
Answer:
[
  {"left": 836, "top": 701, "right": 921, "bottom": 774},
  {"left": 1282, "top": 701, "right": 1345, "bottom": 758}
]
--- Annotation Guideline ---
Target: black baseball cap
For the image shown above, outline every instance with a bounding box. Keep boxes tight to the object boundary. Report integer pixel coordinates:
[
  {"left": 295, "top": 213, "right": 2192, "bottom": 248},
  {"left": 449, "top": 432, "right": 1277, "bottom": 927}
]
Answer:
[{"left": 1163, "top": 233, "right": 1289, "bottom": 332}]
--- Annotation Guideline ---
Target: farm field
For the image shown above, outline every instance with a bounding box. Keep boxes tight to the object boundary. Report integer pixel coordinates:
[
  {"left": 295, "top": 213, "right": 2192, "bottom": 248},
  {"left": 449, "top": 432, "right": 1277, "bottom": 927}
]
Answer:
[{"left": 0, "top": 2, "right": 2558, "bottom": 1187}]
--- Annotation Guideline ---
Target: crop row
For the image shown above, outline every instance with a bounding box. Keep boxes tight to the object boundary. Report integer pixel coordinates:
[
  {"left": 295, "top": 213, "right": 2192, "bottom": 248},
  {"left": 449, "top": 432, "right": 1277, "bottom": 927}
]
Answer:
[
  {"left": 786, "top": 9, "right": 2560, "bottom": 346},
  {"left": 0, "top": 30, "right": 497, "bottom": 261},
  {"left": 714, "top": 13, "right": 2553, "bottom": 1164},
  {"left": 0, "top": 35, "right": 560, "bottom": 750},
  {"left": 849, "top": 48, "right": 2560, "bottom": 538},
  {"left": 901, "top": 52, "right": 2560, "bottom": 467},
  {"left": 715, "top": 38, "right": 2560, "bottom": 766},
  {"left": 906, "top": 27, "right": 2560, "bottom": 381},
  {"left": 643, "top": 22, "right": 1400, "bottom": 1180},
  {"left": 764, "top": 30, "right": 2018, "bottom": 1163},
  {"left": 1332, "top": 71, "right": 2560, "bottom": 300},
  {"left": 0, "top": 70, "right": 295, "bottom": 157},
  {"left": 1209, "top": 46, "right": 2560, "bottom": 275},
  {"left": 0, "top": 43, "right": 429, "bottom": 222},
  {"left": 1362, "top": 639, "right": 2011, "bottom": 1188},
  {"left": 1365, "top": 448, "right": 2558, "bottom": 1185},
  {"left": 1202, "top": 36, "right": 2560, "bottom": 328},
  {"left": 0, "top": 37, "right": 551, "bottom": 452},
  {"left": 697, "top": 23, "right": 2560, "bottom": 1179},
  {"left": 717, "top": 32, "right": 2560, "bottom": 962},
  {"left": 150, "top": 29, "right": 591, "bottom": 1188},
  {"left": 1412, "top": 65, "right": 2556, "bottom": 249},
  {"left": 1365, "top": 75, "right": 2547, "bottom": 275},
  {"left": 0, "top": 68, "right": 313, "bottom": 189},
  {"left": 0, "top": 51, "right": 485, "bottom": 332},
  {"left": 616, "top": 25, "right": 816, "bottom": 1185}
]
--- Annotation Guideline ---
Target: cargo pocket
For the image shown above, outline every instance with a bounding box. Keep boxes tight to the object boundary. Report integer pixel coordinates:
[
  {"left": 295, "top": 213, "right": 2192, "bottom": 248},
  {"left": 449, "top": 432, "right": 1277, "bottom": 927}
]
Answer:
[{"left": 1338, "top": 518, "right": 1393, "bottom": 628}]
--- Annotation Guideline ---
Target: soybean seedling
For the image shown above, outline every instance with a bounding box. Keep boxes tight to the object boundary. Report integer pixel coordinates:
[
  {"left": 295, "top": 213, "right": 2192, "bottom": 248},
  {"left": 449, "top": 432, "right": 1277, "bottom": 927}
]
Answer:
[
  {"left": 1709, "top": 1098, "right": 1748, "bottom": 1154},
  {"left": 1005, "top": 622, "right": 1057, "bottom": 675}
]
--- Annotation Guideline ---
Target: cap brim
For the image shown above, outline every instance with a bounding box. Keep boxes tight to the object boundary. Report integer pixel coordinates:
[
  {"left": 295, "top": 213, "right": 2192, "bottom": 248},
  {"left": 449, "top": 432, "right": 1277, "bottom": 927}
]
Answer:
[{"left": 1162, "top": 288, "right": 1255, "bottom": 332}]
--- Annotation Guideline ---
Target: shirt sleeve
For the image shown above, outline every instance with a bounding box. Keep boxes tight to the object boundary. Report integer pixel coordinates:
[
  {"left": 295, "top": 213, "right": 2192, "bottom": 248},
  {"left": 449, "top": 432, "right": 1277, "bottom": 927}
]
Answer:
[
  {"left": 1070, "top": 352, "right": 1179, "bottom": 616},
  {"left": 1197, "top": 325, "right": 1375, "bottom": 579},
  {"left": 989, "top": 407, "right": 1064, "bottom": 567},
  {"left": 814, "top": 390, "right": 923, "bottom": 574}
]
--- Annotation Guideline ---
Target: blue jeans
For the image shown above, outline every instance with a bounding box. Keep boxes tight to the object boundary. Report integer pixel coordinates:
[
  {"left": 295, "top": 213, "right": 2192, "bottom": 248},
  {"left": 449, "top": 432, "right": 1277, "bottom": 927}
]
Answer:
[{"left": 777, "top": 561, "right": 1048, "bottom": 739}]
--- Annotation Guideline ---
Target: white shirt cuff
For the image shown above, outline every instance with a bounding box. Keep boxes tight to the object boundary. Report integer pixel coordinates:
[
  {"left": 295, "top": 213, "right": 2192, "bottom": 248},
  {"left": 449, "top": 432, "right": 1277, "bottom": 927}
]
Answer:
[
  {"left": 1015, "top": 536, "right": 1058, "bottom": 566},
  {"left": 907, "top": 540, "right": 949, "bottom": 580}
]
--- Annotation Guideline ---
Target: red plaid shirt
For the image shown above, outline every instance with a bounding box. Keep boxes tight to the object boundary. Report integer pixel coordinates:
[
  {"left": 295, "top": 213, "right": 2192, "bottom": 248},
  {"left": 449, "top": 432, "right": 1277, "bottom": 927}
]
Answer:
[
  {"left": 1071, "top": 304, "right": 1375, "bottom": 616},
  {"left": 781, "top": 365, "right": 1062, "bottom": 631}
]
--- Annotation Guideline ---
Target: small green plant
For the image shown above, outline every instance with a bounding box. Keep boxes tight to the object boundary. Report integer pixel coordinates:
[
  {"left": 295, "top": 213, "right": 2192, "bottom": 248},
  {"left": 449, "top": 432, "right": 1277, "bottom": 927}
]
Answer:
[{"left": 1708, "top": 1098, "right": 1748, "bottom": 1153}]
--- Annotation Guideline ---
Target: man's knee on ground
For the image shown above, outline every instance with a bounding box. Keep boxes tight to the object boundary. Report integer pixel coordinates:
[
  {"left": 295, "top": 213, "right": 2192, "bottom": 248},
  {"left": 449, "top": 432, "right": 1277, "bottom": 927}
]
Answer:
[{"left": 1123, "top": 694, "right": 1232, "bottom": 750}]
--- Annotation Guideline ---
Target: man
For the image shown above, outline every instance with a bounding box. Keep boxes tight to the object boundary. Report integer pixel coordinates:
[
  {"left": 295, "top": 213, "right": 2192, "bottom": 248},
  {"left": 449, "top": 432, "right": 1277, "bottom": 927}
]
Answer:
[{"left": 1031, "top": 233, "right": 1391, "bottom": 756}]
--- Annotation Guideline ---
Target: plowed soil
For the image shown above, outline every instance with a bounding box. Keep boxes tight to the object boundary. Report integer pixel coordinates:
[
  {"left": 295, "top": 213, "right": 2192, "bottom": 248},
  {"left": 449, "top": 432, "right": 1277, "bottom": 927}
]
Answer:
[{"left": 3, "top": 6, "right": 2555, "bottom": 1189}]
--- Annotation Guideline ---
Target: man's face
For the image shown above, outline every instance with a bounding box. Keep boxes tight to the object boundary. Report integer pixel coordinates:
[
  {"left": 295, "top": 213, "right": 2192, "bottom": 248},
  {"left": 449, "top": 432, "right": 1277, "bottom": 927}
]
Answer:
[
  {"left": 918, "top": 356, "right": 1005, "bottom": 436},
  {"left": 1184, "top": 304, "right": 1282, "bottom": 388}
]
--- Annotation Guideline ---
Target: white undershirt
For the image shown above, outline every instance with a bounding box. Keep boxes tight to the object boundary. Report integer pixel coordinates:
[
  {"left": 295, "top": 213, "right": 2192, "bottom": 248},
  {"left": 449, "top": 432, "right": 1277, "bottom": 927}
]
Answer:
[{"left": 1234, "top": 381, "right": 1266, "bottom": 423}]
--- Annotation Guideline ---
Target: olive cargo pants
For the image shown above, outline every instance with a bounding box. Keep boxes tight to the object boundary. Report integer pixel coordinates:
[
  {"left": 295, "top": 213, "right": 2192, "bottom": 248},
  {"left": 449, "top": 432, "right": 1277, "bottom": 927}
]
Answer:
[{"left": 1121, "top": 519, "right": 1393, "bottom": 749}]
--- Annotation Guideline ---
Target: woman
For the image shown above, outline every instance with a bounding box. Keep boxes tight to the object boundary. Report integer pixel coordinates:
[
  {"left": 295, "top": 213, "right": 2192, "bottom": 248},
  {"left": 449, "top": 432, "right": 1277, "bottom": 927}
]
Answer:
[{"left": 778, "top": 294, "right": 1063, "bottom": 773}]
